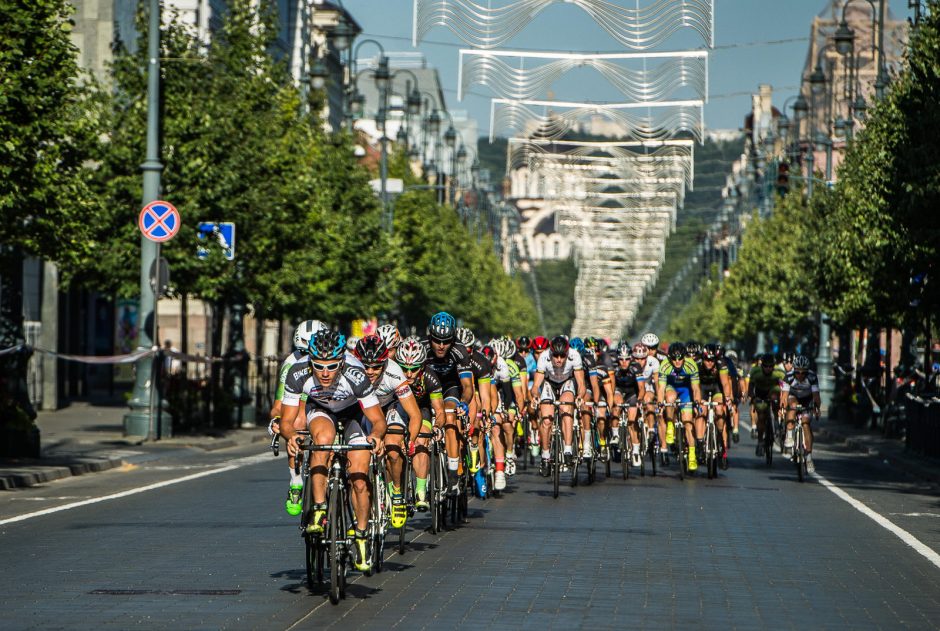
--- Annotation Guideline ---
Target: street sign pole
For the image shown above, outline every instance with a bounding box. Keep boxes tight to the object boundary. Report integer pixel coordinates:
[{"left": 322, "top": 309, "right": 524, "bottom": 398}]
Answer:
[{"left": 124, "top": 0, "right": 165, "bottom": 440}]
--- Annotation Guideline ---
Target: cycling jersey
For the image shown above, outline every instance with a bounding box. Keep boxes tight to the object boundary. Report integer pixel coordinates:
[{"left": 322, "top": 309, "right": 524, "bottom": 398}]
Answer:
[
  {"left": 282, "top": 357, "right": 378, "bottom": 415},
  {"left": 408, "top": 368, "right": 443, "bottom": 407},
  {"left": 698, "top": 358, "right": 729, "bottom": 396},
  {"left": 613, "top": 361, "right": 645, "bottom": 397},
  {"left": 369, "top": 361, "right": 413, "bottom": 409},
  {"left": 658, "top": 358, "right": 700, "bottom": 390},
  {"left": 426, "top": 343, "right": 474, "bottom": 389},
  {"left": 468, "top": 349, "right": 493, "bottom": 385},
  {"left": 748, "top": 366, "right": 784, "bottom": 398},
  {"left": 492, "top": 356, "right": 522, "bottom": 385},
  {"left": 524, "top": 352, "right": 537, "bottom": 380},
  {"left": 275, "top": 350, "right": 307, "bottom": 401},
  {"left": 781, "top": 371, "right": 819, "bottom": 401},
  {"left": 537, "top": 348, "right": 583, "bottom": 383}
]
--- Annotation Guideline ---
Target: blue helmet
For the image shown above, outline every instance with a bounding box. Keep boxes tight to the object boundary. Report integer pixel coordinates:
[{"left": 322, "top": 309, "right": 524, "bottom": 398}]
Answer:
[
  {"left": 428, "top": 312, "right": 457, "bottom": 341},
  {"left": 570, "top": 337, "right": 585, "bottom": 353},
  {"left": 308, "top": 330, "right": 346, "bottom": 360}
]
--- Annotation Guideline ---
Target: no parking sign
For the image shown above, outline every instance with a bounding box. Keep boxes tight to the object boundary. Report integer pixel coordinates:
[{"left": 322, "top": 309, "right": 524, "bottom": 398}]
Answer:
[{"left": 138, "top": 201, "right": 180, "bottom": 243}]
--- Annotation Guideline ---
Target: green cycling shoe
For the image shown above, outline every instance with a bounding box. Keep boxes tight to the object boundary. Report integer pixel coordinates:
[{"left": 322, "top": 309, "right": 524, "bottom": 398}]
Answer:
[{"left": 285, "top": 484, "right": 303, "bottom": 516}]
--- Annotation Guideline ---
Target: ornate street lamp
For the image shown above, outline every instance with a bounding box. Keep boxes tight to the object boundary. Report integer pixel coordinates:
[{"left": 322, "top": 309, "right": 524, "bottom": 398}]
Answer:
[{"left": 309, "top": 58, "right": 329, "bottom": 90}]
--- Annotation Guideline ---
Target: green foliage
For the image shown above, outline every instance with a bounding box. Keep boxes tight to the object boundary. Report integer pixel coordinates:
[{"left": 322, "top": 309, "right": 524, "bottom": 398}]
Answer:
[
  {"left": 529, "top": 258, "right": 577, "bottom": 336},
  {"left": 0, "top": 0, "right": 100, "bottom": 269}
]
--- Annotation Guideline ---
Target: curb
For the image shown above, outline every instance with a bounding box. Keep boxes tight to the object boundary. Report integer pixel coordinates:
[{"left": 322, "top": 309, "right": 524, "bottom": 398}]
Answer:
[{"left": 0, "top": 456, "right": 125, "bottom": 490}]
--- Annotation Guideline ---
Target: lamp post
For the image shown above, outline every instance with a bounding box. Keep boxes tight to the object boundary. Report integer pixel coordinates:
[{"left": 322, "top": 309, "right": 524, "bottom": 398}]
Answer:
[{"left": 124, "top": 0, "right": 164, "bottom": 439}]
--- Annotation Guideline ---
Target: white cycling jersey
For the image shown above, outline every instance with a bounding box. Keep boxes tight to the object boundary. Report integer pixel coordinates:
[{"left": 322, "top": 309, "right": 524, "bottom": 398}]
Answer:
[
  {"left": 536, "top": 348, "right": 583, "bottom": 383},
  {"left": 282, "top": 355, "right": 378, "bottom": 412},
  {"left": 369, "top": 361, "right": 413, "bottom": 408}
]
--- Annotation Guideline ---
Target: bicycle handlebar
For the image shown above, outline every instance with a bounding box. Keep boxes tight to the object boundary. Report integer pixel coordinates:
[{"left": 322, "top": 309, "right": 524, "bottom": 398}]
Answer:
[{"left": 305, "top": 443, "right": 374, "bottom": 453}]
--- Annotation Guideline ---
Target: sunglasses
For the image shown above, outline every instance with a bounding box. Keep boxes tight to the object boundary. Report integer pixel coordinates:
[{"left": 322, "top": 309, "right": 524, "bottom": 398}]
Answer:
[
  {"left": 398, "top": 364, "right": 422, "bottom": 373},
  {"left": 795, "top": 370, "right": 807, "bottom": 375},
  {"left": 551, "top": 352, "right": 567, "bottom": 359},
  {"left": 312, "top": 361, "right": 342, "bottom": 372},
  {"left": 362, "top": 363, "right": 386, "bottom": 370},
  {"left": 429, "top": 337, "right": 452, "bottom": 345}
]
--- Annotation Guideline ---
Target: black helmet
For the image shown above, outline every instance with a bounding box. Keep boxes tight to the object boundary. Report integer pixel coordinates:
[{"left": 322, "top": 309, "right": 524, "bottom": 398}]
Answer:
[
  {"left": 516, "top": 335, "right": 532, "bottom": 351},
  {"left": 596, "top": 338, "right": 608, "bottom": 353},
  {"left": 714, "top": 343, "right": 725, "bottom": 357},
  {"left": 685, "top": 341, "right": 702, "bottom": 358},
  {"left": 702, "top": 344, "right": 718, "bottom": 361},
  {"left": 309, "top": 330, "right": 346, "bottom": 361},
  {"left": 668, "top": 343, "right": 686, "bottom": 361},
  {"left": 760, "top": 353, "right": 775, "bottom": 367},
  {"left": 550, "top": 335, "right": 569, "bottom": 355}
]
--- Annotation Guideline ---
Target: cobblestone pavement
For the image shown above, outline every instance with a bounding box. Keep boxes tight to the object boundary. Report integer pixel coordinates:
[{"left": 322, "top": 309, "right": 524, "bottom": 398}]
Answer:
[{"left": 1, "top": 423, "right": 939, "bottom": 630}]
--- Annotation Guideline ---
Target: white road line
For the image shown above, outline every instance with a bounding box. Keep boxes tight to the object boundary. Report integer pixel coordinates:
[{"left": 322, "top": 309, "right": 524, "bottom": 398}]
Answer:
[
  {"left": 0, "top": 453, "right": 269, "bottom": 526},
  {"left": 812, "top": 471, "right": 940, "bottom": 571},
  {"left": 741, "top": 415, "right": 940, "bottom": 570}
]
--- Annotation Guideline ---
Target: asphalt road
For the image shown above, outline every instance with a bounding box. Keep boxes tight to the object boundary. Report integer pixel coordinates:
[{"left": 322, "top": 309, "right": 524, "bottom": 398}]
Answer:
[{"left": 2, "top": 425, "right": 939, "bottom": 630}]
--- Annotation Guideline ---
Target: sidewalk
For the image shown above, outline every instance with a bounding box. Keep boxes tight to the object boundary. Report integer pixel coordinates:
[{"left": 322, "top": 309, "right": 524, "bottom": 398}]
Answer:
[
  {"left": 0, "top": 402, "right": 267, "bottom": 490},
  {"left": 815, "top": 416, "right": 940, "bottom": 483}
]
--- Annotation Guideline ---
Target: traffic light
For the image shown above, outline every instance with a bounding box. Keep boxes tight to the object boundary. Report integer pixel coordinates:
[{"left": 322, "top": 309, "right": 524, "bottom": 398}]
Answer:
[{"left": 775, "top": 161, "right": 790, "bottom": 195}]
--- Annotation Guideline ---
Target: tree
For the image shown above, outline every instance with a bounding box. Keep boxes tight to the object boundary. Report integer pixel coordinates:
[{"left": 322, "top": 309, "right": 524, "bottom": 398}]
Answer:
[{"left": 0, "top": 0, "right": 101, "bottom": 451}]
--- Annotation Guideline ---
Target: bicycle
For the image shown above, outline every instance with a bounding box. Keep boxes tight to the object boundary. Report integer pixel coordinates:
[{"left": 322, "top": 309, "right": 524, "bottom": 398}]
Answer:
[
  {"left": 616, "top": 402, "right": 641, "bottom": 480},
  {"left": 752, "top": 398, "right": 777, "bottom": 467},
  {"left": 659, "top": 402, "right": 686, "bottom": 481},
  {"left": 581, "top": 401, "right": 598, "bottom": 485},
  {"left": 452, "top": 408, "right": 472, "bottom": 524},
  {"left": 302, "top": 434, "right": 373, "bottom": 604},
  {"left": 787, "top": 403, "right": 815, "bottom": 483},
  {"left": 425, "top": 422, "right": 448, "bottom": 535},
  {"left": 548, "top": 400, "right": 565, "bottom": 499},
  {"left": 270, "top": 430, "right": 325, "bottom": 589},
  {"left": 700, "top": 401, "right": 723, "bottom": 479},
  {"left": 366, "top": 447, "right": 389, "bottom": 576}
]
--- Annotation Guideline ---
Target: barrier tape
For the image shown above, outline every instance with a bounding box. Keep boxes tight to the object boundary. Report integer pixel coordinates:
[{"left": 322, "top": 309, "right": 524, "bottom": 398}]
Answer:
[{"left": 0, "top": 345, "right": 281, "bottom": 366}]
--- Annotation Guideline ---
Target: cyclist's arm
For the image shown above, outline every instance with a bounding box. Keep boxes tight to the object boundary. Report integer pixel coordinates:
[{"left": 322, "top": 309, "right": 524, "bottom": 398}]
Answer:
[
  {"left": 574, "top": 368, "right": 586, "bottom": 401},
  {"left": 532, "top": 370, "right": 545, "bottom": 396},
  {"left": 362, "top": 403, "right": 387, "bottom": 441},
  {"left": 399, "top": 391, "right": 423, "bottom": 442},
  {"left": 720, "top": 371, "right": 733, "bottom": 401},
  {"left": 477, "top": 376, "right": 493, "bottom": 416}
]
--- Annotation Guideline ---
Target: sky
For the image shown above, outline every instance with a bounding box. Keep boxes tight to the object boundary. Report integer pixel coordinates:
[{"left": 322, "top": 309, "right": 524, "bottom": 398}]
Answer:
[{"left": 339, "top": 0, "right": 916, "bottom": 135}]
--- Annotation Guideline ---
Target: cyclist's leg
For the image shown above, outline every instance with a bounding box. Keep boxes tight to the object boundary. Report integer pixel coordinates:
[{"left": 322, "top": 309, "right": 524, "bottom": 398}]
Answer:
[
  {"left": 611, "top": 390, "right": 623, "bottom": 443},
  {"left": 412, "top": 407, "right": 432, "bottom": 506},
  {"left": 442, "top": 386, "right": 462, "bottom": 486},
  {"left": 344, "top": 420, "right": 373, "bottom": 533},
  {"left": 308, "top": 411, "right": 338, "bottom": 505},
  {"left": 383, "top": 407, "right": 407, "bottom": 493},
  {"left": 784, "top": 395, "right": 797, "bottom": 450},
  {"left": 580, "top": 389, "right": 594, "bottom": 457},
  {"left": 538, "top": 382, "right": 556, "bottom": 470},
  {"left": 559, "top": 381, "right": 577, "bottom": 457}
]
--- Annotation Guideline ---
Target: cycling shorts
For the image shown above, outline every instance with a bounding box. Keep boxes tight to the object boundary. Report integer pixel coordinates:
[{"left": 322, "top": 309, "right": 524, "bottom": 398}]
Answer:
[
  {"left": 665, "top": 386, "right": 694, "bottom": 411},
  {"left": 306, "top": 405, "right": 369, "bottom": 446},
  {"left": 539, "top": 378, "right": 576, "bottom": 403}
]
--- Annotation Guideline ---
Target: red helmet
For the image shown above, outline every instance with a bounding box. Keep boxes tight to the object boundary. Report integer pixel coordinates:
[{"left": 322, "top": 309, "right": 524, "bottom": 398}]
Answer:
[
  {"left": 481, "top": 345, "right": 496, "bottom": 361},
  {"left": 531, "top": 335, "right": 550, "bottom": 352},
  {"left": 353, "top": 335, "right": 389, "bottom": 367}
]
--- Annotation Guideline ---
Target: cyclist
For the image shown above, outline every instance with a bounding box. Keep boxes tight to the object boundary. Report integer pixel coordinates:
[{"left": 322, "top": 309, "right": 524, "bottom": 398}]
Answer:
[
  {"left": 640, "top": 333, "right": 667, "bottom": 462},
  {"left": 611, "top": 342, "right": 651, "bottom": 467},
  {"left": 353, "top": 335, "right": 422, "bottom": 530},
  {"left": 489, "top": 339, "right": 526, "bottom": 489},
  {"left": 717, "top": 343, "right": 742, "bottom": 444},
  {"left": 456, "top": 327, "right": 494, "bottom": 496},
  {"left": 586, "top": 337, "right": 615, "bottom": 462},
  {"left": 395, "top": 336, "right": 444, "bottom": 511},
  {"left": 780, "top": 355, "right": 821, "bottom": 473},
  {"left": 270, "top": 319, "right": 327, "bottom": 516},
  {"left": 748, "top": 354, "right": 785, "bottom": 457},
  {"left": 697, "top": 344, "right": 733, "bottom": 470},
  {"left": 780, "top": 352, "right": 795, "bottom": 381},
  {"left": 424, "top": 312, "right": 475, "bottom": 491},
  {"left": 527, "top": 335, "right": 551, "bottom": 458},
  {"left": 532, "top": 335, "right": 586, "bottom": 475},
  {"left": 657, "top": 343, "right": 702, "bottom": 471},
  {"left": 281, "top": 330, "right": 387, "bottom": 573}
]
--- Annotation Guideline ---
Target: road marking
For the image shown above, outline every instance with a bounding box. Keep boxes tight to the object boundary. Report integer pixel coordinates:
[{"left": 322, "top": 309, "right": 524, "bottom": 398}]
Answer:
[
  {"left": 10, "top": 496, "right": 92, "bottom": 501},
  {"left": 0, "top": 453, "right": 268, "bottom": 526},
  {"left": 812, "top": 471, "right": 940, "bottom": 571},
  {"left": 740, "top": 415, "right": 940, "bottom": 569}
]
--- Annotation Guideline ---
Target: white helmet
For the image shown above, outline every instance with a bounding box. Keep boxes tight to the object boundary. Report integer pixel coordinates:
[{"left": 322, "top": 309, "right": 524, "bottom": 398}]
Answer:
[
  {"left": 376, "top": 324, "right": 401, "bottom": 350},
  {"left": 346, "top": 336, "right": 359, "bottom": 351},
  {"left": 293, "top": 320, "right": 328, "bottom": 350},
  {"left": 641, "top": 332, "right": 660, "bottom": 348}
]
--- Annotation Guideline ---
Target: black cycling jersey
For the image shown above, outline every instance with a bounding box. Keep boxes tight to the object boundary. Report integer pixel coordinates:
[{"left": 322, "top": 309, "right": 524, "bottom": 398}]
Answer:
[
  {"left": 409, "top": 368, "right": 443, "bottom": 407},
  {"left": 426, "top": 342, "right": 473, "bottom": 388},
  {"left": 468, "top": 349, "right": 494, "bottom": 383},
  {"left": 613, "top": 361, "right": 643, "bottom": 396},
  {"left": 699, "top": 357, "right": 728, "bottom": 391}
]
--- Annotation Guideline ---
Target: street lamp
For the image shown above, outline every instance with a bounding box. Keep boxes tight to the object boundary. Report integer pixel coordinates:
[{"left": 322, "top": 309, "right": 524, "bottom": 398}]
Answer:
[{"left": 309, "top": 58, "right": 329, "bottom": 90}]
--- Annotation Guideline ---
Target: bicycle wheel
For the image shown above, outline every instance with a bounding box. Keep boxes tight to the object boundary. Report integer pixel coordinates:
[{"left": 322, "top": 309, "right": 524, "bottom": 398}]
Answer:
[
  {"left": 398, "top": 455, "right": 411, "bottom": 555},
  {"left": 327, "top": 485, "right": 344, "bottom": 605},
  {"left": 639, "top": 424, "right": 647, "bottom": 478},
  {"left": 649, "top": 429, "right": 658, "bottom": 477},
  {"left": 551, "top": 432, "right": 561, "bottom": 499},
  {"left": 707, "top": 426, "right": 718, "bottom": 479},
  {"left": 619, "top": 424, "right": 629, "bottom": 480},
  {"left": 428, "top": 443, "right": 440, "bottom": 535},
  {"left": 570, "top": 427, "right": 581, "bottom": 488},
  {"left": 604, "top": 427, "right": 612, "bottom": 479},
  {"left": 675, "top": 423, "right": 685, "bottom": 481},
  {"left": 371, "top": 466, "right": 386, "bottom": 574},
  {"left": 795, "top": 427, "right": 805, "bottom": 483}
]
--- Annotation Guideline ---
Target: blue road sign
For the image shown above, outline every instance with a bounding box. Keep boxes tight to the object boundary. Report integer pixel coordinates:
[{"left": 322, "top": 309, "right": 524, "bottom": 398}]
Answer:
[
  {"left": 196, "top": 222, "right": 235, "bottom": 260},
  {"left": 139, "top": 201, "right": 180, "bottom": 243}
]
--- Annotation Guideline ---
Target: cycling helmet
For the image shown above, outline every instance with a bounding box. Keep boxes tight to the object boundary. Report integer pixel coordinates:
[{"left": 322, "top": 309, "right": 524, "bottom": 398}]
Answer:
[
  {"left": 617, "top": 342, "right": 632, "bottom": 360},
  {"left": 726, "top": 350, "right": 738, "bottom": 361},
  {"left": 702, "top": 344, "right": 718, "bottom": 361},
  {"left": 570, "top": 337, "right": 585, "bottom": 353},
  {"left": 793, "top": 355, "right": 811, "bottom": 370},
  {"left": 641, "top": 332, "right": 660, "bottom": 348},
  {"left": 455, "top": 327, "right": 476, "bottom": 348},
  {"left": 550, "top": 335, "right": 570, "bottom": 355},
  {"left": 597, "top": 339, "right": 609, "bottom": 353},
  {"left": 345, "top": 336, "right": 359, "bottom": 351},
  {"left": 498, "top": 339, "right": 515, "bottom": 359},
  {"left": 782, "top": 352, "right": 795, "bottom": 364},
  {"left": 353, "top": 335, "right": 389, "bottom": 367},
  {"left": 584, "top": 336, "right": 598, "bottom": 351},
  {"left": 759, "top": 353, "right": 776, "bottom": 367},
  {"left": 714, "top": 342, "right": 725, "bottom": 358},
  {"left": 293, "top": 320, "right": 328, "bottom": 350},
  {"left": 481, "top": 345, "right": 496, "bottom": 361},
  {"left": 632, "top": 343, "right": 647, "bottom": 359},
  {"left": 428, "top": 312, "right": 456, "bottom": 341},
  {"left": 376, "top": 324, "right": 401, "bottom": 350},
  {"left": 516, "top": 336, "right": 532, "bottom": 352},
  {"left": 396, "top": 336, "right": 427, "bottom": 366},
  {"left": 667, "top": 343, "right": 686, "bottom": 361},
  {"left": 532, "top": 336, "right": 550, "bottom": 352},
  {"left": 685, "top": 341, "right": 701, "bottom": 358},
  {"left": 309, "top": 330, "right": 346, "bottom": 361}
]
